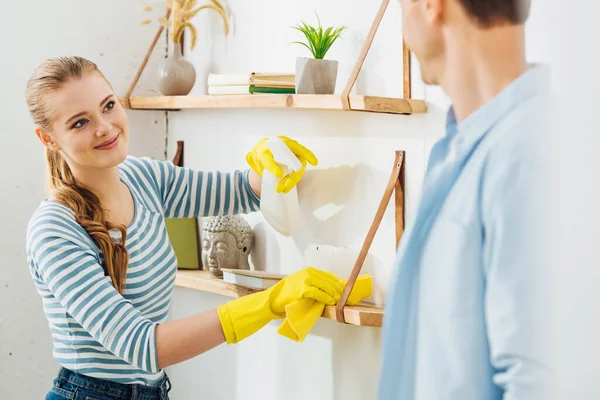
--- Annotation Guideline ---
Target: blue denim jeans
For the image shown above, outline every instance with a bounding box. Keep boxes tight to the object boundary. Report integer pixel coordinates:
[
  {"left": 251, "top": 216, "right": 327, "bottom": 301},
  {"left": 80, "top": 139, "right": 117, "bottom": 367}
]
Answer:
[{"left": 46, "top": 367, "right": 171, "bottom": 400}]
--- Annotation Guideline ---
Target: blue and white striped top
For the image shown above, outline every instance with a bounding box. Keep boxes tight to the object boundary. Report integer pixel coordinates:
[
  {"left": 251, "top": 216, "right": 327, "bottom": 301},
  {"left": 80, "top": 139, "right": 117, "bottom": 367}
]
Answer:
[{"left": 26, "top": 156, "right": 260, "bottom": 385}]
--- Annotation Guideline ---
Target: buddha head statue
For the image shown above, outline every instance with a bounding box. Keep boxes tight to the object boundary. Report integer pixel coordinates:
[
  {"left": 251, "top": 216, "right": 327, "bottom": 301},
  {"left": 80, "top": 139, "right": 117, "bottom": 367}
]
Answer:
[{"left": 202, "top": 215, "right": 253, "bottom": 277}]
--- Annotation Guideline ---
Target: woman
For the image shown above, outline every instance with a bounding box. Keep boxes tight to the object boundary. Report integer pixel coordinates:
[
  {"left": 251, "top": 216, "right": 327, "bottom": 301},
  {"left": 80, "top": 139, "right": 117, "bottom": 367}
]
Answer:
[{"left": 25, "top": 56, "right": 343, "bottom": 400}]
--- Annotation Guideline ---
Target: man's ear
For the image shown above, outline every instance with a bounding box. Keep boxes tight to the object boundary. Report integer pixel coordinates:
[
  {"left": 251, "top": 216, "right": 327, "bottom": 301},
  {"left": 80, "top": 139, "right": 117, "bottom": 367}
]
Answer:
[
  {"left": 35, "top": 128, "right": 61, "bottom": 152},
  {"left": 425, "top": 0, "right": 444, "bottom": 24}
]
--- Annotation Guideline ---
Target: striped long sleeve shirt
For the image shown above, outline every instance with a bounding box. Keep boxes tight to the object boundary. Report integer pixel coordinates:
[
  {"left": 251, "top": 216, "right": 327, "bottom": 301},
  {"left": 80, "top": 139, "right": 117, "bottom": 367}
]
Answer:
[{"left": 26, "top": 156, "right": 261, "bottom": 385}]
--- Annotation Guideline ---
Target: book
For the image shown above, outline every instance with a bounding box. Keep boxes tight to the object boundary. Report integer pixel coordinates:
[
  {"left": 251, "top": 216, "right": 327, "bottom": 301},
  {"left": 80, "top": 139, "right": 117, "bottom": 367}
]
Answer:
[
  {"left": 251, "top": 73, "right": 295, "bottom": 88},
  {"left": 221, "top": 268, "right": 286, "bottom": 290},
  {"left": 253, "top": 81, "right": 295, "bottom": 89},
  {"left": 165, "top": 218, "right": 201, "bottom": 269},
  {"left": 208, "top": 72, "right": 295, "bottom": 89},
  {"left": 164, "top": 141, "right": 201, "bottom": 271},
  {"left": 253, "top": 86, "right": 295, "bottom": 94},
  {"left": 208, "top": 85, "right": 295, "bottom": 95}
]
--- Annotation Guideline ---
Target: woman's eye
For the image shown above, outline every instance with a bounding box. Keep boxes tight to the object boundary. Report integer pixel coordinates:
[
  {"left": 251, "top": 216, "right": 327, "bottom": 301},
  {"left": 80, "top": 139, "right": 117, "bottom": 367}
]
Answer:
[
  {"left": 71, "top": 119, "right": 88, "bottom": 129},
  {"left": 104, "top": 100, "right": 115, "bottom": 112}
]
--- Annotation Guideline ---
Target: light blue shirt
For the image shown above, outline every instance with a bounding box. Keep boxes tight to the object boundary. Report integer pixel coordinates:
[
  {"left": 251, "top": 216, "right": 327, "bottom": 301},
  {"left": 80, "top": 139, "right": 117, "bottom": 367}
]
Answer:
[{"left": 378, "top": 65, "right": 553, "bottom": 400}]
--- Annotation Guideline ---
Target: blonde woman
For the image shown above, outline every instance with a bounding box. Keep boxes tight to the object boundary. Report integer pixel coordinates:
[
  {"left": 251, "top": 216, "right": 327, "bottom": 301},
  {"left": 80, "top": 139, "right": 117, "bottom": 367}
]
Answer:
[{"left": 25, "top": 56, "right": 340, "bottom": 400}]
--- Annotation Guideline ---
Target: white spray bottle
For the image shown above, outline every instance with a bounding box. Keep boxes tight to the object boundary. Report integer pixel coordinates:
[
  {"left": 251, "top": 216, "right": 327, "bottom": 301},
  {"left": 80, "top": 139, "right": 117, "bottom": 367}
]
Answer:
[{"left": 260, "top": 138, "right": 303, "bottom": 236}]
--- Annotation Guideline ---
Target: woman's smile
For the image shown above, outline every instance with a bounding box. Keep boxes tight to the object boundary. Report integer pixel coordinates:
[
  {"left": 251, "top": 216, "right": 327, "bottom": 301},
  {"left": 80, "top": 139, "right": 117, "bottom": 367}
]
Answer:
[{"left": 94, "top": 132, "right": 120, "bottom": 150}]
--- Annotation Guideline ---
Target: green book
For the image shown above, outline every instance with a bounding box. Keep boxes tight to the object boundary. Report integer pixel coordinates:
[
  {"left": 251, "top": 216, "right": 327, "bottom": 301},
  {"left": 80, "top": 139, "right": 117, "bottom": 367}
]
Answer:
[
  {"left": 165, "top": 218, "right": 202, "bottom": 270},
  {"left": 164, "top": 141, "right": 202, "bottom": 270},
  {"left": 250, "top": 85, "right": 295, "bottom": 94}
]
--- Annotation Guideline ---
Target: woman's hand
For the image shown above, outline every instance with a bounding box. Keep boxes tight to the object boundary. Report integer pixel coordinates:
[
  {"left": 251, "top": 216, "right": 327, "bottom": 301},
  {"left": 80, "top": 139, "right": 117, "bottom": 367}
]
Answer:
[
  {"left": 246, "top": 136, "right": 318, "bottom": 193},
  {"left": 266, "top": 267, "right": 344, "bottom": 314},
  {"left": 217, "top": 267, "right": 343, "bottom": 344}
]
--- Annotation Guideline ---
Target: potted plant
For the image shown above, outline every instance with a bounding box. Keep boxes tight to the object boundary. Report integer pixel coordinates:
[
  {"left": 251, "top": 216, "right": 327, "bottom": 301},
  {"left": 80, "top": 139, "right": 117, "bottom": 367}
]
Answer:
[
  {"left": 145, "top": 0, "right": 230, "bottom": 95},
  {"left": 290, "top": 15, "right": 347, "bottom": 95}
]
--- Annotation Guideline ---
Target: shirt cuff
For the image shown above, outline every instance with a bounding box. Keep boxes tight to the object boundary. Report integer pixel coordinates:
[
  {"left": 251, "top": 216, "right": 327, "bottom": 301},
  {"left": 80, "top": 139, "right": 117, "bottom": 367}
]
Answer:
[
  {"left": 243, "top": 169, "right": 261, "bottom": 210},
  {"left": 148, "top": 323, "right": 160, "bottom": 373}
]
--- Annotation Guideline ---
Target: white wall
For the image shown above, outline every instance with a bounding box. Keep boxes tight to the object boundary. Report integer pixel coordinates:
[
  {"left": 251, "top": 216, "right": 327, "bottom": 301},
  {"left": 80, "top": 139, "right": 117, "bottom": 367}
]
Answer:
[
  {"left": 547, "top": 2, "right": 600, "bottom": 398},
  {"left": 0, "top": 1, "right": 167, "bottom": 398}
]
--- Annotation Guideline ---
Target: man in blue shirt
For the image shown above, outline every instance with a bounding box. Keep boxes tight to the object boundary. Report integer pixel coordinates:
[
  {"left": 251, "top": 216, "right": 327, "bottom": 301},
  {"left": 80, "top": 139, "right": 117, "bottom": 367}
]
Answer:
[{"left": 378, "top": 0, "right": 552, "bottom": 399}]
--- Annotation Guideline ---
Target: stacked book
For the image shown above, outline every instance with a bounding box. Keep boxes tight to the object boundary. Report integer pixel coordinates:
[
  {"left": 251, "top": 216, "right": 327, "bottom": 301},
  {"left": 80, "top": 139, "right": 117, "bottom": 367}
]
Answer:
[{"left": 207, "top": 72, "right": 295, "bottom": 95}]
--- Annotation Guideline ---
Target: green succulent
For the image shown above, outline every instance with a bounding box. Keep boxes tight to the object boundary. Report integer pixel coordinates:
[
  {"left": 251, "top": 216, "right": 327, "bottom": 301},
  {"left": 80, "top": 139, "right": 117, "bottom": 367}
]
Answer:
[{"left": 290, "top": 14, "right": 347, "bottom": 60}]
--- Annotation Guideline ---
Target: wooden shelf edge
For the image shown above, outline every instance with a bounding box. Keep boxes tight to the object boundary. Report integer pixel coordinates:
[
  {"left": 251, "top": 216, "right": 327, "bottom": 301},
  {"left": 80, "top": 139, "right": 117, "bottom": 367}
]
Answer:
[
  {"left": 119, "top": 95, "right": 426, "bottom": 115},
  {"left": 174, "top": 270, "right": 383, "bottom": 327}
]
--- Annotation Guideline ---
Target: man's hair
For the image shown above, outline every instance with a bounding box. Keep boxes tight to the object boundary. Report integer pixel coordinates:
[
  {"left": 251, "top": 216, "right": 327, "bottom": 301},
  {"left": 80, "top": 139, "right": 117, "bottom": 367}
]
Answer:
[{"left": 458, "top": 0, "right": 531, "bottom": 26}]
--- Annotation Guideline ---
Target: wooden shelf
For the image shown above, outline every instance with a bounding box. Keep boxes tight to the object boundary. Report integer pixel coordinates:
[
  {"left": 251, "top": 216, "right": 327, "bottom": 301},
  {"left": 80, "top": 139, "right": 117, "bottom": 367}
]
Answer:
[
  {"left": 119, "top": 95, "right": 427, "bottom": 115},
  {"left": 123, "top": 1, "right": 422, "bottom": 118},
  {"left": 174, "top": 270, "right": 384, "bottom": 327}
]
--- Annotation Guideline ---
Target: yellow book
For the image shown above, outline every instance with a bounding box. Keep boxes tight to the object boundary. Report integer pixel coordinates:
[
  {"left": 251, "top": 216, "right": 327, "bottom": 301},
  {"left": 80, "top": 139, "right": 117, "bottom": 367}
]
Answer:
[
  {"left": 208, "top": 72, "right": 295, "bottom": 87},
  {"left": 250, "top": 73, "right": 295, "bottom": 88}
]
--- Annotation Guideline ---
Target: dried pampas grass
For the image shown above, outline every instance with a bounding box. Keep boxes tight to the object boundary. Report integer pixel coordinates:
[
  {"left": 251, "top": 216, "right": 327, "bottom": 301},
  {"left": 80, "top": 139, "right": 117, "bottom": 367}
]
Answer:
[{"left": 144, "top": 0, "right": 229, "bottom": 51}]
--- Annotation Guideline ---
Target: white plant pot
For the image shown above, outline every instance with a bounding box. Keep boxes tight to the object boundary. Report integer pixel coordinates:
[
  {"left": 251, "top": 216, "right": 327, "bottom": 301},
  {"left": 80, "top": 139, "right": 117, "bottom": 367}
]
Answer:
[{"left": 295, "top": 57, "right": 339, "bottom": 95}]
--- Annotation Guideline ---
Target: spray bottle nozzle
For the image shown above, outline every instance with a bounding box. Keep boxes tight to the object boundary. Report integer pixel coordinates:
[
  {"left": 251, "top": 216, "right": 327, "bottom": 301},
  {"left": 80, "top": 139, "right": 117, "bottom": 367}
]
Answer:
[{"left": 265, "top": 138, "right": 303, "bottom": 172}]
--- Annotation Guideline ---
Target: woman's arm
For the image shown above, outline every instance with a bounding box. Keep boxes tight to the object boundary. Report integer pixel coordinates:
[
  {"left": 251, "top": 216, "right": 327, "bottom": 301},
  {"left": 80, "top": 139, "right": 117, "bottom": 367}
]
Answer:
[
  {"left": 127, "top": 157, "right": 261, "bottom": 218},
  {"left": 156, "top": 310, "right": 225, "bottom": 369},
  {"left": 248, "top": 168, "right": 262, "bottom": 198},
  {"left": 30, "top": 217, "right": 343, "bottom": 371},
  {"left": 28, "top": 212, "right": 225, "bottom": 373},
  {"left": 156, "top": 266, "right": 345, "bottom": 368}
]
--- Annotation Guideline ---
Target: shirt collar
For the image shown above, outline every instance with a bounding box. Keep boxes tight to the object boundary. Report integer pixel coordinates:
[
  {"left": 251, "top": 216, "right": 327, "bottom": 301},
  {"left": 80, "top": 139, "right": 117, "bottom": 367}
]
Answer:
[{"left": 445, "top": 63, "right": 551, "bottom": 153}]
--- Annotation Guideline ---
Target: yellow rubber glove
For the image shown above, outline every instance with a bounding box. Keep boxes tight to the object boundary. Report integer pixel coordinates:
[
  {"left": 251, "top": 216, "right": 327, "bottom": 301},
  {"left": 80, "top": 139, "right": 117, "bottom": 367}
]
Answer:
[
  {"left": 277, "top": 275, "right": 373, "bottom": 342},
  {"left": 246, "top": 135, "right": 318, "bottom": 193},
  {"left": 217, "top": 267, "right": 343, "bottom": 344}
]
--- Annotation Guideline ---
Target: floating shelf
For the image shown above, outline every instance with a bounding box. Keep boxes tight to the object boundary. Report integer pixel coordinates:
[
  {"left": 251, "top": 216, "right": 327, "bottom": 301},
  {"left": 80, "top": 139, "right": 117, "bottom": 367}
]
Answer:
[
  {"left": 119, "top": 95, "right": 426, "bottom": 115},
  {"left": 122, "top": 1, "right": 424, "bottom": 117},
  {"left": 174, "top": 270, "right": 384, "bottom": 327}
]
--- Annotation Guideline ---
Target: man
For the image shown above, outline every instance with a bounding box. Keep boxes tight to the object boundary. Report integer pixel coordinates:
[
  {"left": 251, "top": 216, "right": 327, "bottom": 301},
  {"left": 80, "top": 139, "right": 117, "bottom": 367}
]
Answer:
[{"left": 378, "top": 0, "right": 551, "bottom": 399}]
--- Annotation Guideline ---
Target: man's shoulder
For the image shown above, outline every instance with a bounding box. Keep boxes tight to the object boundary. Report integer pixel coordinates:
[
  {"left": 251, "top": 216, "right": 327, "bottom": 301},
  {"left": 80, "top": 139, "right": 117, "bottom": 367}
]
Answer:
[
  {"left": 478, "top": 93, "right": 552, "bottom": 211},
  {"left": 482, "top": 92, "right": 552, "bottom": 167}
]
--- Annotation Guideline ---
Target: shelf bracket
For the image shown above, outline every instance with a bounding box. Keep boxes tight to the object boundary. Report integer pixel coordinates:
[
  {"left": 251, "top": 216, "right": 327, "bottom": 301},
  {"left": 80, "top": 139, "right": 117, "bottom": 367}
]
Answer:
[
  {"left": 335, "top": 150, "right": 405, "bottom": 323},
  {"left": 341, "top": 0, "right": 412, "bottom": 111},
  {"left": 123, "top": 9, "right": 171, "bottom": 109}
]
